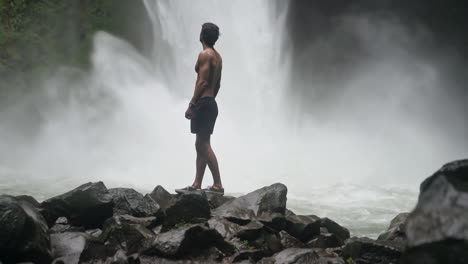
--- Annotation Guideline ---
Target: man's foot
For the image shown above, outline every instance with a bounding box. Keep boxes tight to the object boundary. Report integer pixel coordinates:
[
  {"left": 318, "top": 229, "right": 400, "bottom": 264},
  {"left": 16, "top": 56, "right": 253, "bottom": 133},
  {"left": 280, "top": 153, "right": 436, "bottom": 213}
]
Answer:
[
  {"left": 175, "top": 186, "right": 200, "bottom": 194},
  {"left": 203, "top": 185, "right": 224, "bottom": 195}
]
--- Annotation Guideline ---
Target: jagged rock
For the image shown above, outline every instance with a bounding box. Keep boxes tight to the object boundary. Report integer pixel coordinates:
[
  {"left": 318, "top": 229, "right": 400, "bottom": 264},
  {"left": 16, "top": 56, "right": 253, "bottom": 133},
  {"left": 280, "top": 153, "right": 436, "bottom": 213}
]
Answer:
[
  {"left": 284, "top": 215, "right": 321, "bottom": 242},
  {"left": 377, "top": 213, "right": 409, "bottom": 242},
  {"left": 99, "top": 215, "right": 156, "bottom": 255},
  {"left": 236, "top": 220, "right": 266, "bottom": 241},
  {"left": 401, "top": 240, "right": 468, "bottom": 264},
  {"left": 307, "top": 233, "right": 343, "bottom": 248},
  {"left": 50, "top": 232, "right": 92, "bottom": 264},
  {"left": 138, "top": 247, "right": 225, "bottom": 264},
  {"left": 279, "top": 231, "right": 306, "bottom": 249},
  {"left": 85, "top": 228, "right": 102, "bottom": 238},
  {"left": 402, "top": 159, "right": 468, "bottom": 263},
  {"left": 258, "top": 248, "right": 320, "bottom": 264},
  {"left": 285, "top": 209, "right": 296, "bottom": 217},
  {"left": 342, "top": 237, "right": 403, "bottom": 264},
  {"left": 0, "top": 195, "right": 52, "bottom": 264},
  {"left": 142, "top": 224, "right": 234, "bottom": 258},
  {"left": 15, "top": 195, "right": 41, "bottom": 208},
  {"left": 149, "top": 186, "right": 176, "bottom": 211},
  {"left": 206, "top": 192, "right": 236, "bottom": 209},
  {"left": 41, "top": 182, "right": 113, "bottom": 228},
  {"left": 212, "top": 183, "right": 287, "bottom": 224},
  {"left": 232, "top": 249, "right": 272, "bottom": 263},
  {"left": 109, "top": 188, "right": 160, "bottom": 217},
  {"left": 208, "top": 217, "right": 243, "bottom": 240},
  {"left": 320, "top": 218, "right": 350, "bottom": 245},
  {"left": 209, "top": 216, "right": 282, "bottom": 256},
  {"left": 78, "top": 239, "right": 110, "bottom": 263},
  {"left": 162, "top": 193, "right": 211, "bottom": 231}
]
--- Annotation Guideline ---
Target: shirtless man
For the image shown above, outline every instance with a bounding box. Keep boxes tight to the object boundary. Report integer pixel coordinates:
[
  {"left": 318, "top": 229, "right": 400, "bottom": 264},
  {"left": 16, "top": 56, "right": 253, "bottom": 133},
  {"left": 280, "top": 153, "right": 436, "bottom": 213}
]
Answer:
[{"left": 176, "top": 23, "right": 224, "bottom": 195}]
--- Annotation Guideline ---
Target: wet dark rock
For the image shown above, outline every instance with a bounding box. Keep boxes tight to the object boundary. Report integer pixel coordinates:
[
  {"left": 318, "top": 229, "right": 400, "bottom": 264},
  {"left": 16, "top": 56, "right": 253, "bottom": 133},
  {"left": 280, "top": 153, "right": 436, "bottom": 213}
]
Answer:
[
  {"left": 15, "top": 195, "right": 41, "bottom": 208},
  {"left": 78, "top": 239, "right": 115, "bottom": 263},
  {"left": 235, "top": 220, "right": 265, "bottom": 242},
  {"left": 162, "top": 193, "right": 211, "bottom": 231},
  {"left": 212, "top": 183, "right": 287, "bottom": 224},
  {"left": 99, "top": 215, "right": 156, "bottom": 255},
  {"left": 285, "top": 209, "right": 296, "bottom": 217},
  {"left": 41, "top": 182, "right": 113, "bottom": 228},
  {"left": 307, "top": 233, "right": 343, "bottom": 248},
  {"left": 0, "top": 195, "right": 52, "bottom": 264},
  {"left": 143, "top": 224, "right": 234, "bottom": 258},
  {"left": 232, "top": 249, "right": 272, "bottom": 263},
  {"left": 138, "top": 248, "right": 225, "bottom": 264},
  {"left": 284, "top": 215, "right": 321, "bottom": 242},
  {"left": 401, "top": 239, "right": 468, "bottom": 264},
  {"left": 208, "top": 216, "right": 243, "bottom": 240},
  {"left": 279, "top": 231, "right": 306, "bottom": 249},
  {"left": 402, "top": 159, "right": 468, "bottom": 263},
  {"left": 149, "top": 185, "right": 176, "bottom": 211},
  {"left": 85, "top": 228, "right": 102, "bottom": 238},
  {"left": 109, "top": 188, "right": 160, "bottom": 217},
  {"left": 50, "top": 232, "right": 92, "bottom": 264},
  {"left": 50, "top": 223, "right": 72, "bottom": 233},
  {"left": 320, "top": 218, "right": 350, "bottom": 245},
  {"left": 342, "top": 237, "right": 403, "bottom": 264},
  {"left": 258, "top": 248, "right": 320, "bottom": 264},
  {"left": 377, "top": 212, "right": 409, "bottom": 242},
  {"left": 206, "top": 192, "right": 235, "bottom": 209}
]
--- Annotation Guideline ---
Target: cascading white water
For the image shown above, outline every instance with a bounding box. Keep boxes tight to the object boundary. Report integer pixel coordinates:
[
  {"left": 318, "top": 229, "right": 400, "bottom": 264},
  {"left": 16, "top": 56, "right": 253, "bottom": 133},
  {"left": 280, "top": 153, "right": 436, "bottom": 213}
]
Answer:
[{"left": 1, "top": 0, "right": 467, "bottom": 237}]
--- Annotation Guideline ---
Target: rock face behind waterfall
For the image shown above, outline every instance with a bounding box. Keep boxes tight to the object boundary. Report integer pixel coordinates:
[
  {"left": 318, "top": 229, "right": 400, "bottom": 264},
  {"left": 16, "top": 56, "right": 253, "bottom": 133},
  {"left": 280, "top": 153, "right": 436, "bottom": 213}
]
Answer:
[
  {"left": 402, "top": 159, "right": 468, "bottom": 263},
  {"left": 3, "top": 161, "right": 468, "bottom": 264}
]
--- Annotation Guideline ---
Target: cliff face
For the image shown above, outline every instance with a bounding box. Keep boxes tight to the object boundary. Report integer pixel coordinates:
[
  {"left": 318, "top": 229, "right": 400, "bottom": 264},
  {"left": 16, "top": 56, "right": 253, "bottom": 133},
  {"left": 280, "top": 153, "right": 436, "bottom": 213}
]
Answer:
[{"left": 0, "top": 0, "right": 151, "bottom": 85}]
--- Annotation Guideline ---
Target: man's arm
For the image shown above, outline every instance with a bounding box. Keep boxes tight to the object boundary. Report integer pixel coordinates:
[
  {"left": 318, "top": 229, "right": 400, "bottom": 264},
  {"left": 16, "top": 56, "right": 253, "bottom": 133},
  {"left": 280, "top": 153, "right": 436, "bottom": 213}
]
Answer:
[
  {"left": 214, "top": 71, "right": 221, "bottom": 98},
  {"left": 190, "top": 52, "right": 212, "bottom": 104}
]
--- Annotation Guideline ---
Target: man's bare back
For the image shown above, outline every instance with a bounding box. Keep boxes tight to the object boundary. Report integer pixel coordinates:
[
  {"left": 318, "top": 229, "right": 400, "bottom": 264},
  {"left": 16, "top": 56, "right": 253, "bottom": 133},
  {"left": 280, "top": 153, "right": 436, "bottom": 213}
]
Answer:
[{"left": 194, "top": 48, "right": 222, "bottom": 99}]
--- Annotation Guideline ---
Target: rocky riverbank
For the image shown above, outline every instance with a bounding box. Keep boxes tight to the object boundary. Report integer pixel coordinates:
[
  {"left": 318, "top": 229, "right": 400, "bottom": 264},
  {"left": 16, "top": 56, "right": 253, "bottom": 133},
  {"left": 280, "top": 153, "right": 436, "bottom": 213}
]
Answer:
[{"left": 1, "top": 159, "right": 467, "bottom": 264}]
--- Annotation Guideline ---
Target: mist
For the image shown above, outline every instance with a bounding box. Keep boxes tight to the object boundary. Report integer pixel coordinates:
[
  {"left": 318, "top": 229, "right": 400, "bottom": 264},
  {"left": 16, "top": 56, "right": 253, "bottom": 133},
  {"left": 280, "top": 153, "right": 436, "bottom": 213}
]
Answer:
[{"left": 0, "top": 0, "right": 466, "bottom": 205}]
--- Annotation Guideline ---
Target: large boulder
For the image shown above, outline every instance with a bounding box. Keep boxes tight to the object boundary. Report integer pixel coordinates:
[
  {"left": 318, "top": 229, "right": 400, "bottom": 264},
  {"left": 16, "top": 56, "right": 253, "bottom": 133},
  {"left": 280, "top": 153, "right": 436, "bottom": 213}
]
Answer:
[
  {"left": 109, "top": 188, "right": 160, "bottom": 217},
  {"left": 320, "top": 218, "right": 350, "bottom": 245},
  {"left": 377, "top": 212, "right": 409, "bottom": 242},
  {"left": 0, "top": 195, "right": 52, "bottom": 264},
  {"left": 50, "top": 232, "right": 93, "bottom": 264},
  {"left": 206, "top": 192, "right": 236, "bottom": 209},
  {"left": 41, "top": 182, "right": 114, "bottom": 228},
  {"left": 142, "top": 224, "right": 234, "bottom": 258},
  {"left": 257, "top": 248, "right": 320, "bottom": 264},
  {"left": 161, "top": 193, "right": 211, "bottom": 231},
  {"left": 341, "top": 237, "right": 403, "bottom": 264},
  {"left": 212, "top": 183, "right": 287, "bottom": 224},
  {"left": 402, "top": 159, "right": 468, "bottom": 263},
  {"left": 149, "top": 185, "right": 176, "bottom": 211},
  {"left": 98, "top": 215, "right": 157, "bottom": 255},
  {"left": 284, "top": 215, "right": 321, "bottom": 242}
]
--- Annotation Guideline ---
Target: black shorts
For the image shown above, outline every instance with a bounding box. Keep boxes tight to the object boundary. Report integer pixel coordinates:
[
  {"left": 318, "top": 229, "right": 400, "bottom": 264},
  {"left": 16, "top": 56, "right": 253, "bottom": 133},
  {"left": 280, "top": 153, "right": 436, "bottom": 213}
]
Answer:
[{"left": 191, "top": 97, "right": 218, "bottom": 135}]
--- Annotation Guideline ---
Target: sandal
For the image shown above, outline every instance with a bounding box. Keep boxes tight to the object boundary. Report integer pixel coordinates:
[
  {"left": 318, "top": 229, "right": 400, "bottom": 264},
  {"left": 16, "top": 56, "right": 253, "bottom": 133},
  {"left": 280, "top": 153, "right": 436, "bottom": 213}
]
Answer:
[
  {"left": 175, "top": 186, "right": 200, "bottom": 194},
  {"left": 203, "top": 185, "right": 224, "bottom": 195}
]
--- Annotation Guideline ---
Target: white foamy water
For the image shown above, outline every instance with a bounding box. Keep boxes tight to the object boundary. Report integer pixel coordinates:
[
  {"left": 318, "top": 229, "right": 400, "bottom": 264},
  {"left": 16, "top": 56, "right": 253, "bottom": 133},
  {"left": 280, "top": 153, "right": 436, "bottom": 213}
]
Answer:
[{"left": 0, "top": 1, "right": 465, "bottom": 237}]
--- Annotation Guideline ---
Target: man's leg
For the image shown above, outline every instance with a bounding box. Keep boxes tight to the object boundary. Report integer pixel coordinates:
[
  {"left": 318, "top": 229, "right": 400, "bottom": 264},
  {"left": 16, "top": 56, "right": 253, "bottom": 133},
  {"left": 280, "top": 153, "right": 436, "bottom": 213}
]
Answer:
[
  {"left": 197, "top": 133, "right": 222, "bottom": 189},
  {"left": 192, "top": 134, "right": 208, "bottom": 189}
]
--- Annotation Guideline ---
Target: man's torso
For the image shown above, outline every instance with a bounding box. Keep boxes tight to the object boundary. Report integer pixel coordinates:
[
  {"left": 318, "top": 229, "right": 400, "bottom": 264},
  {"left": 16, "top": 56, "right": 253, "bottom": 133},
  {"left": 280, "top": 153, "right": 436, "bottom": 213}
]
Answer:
[{"left": 195, "top": 48, "right": 222, "bottom": 98}]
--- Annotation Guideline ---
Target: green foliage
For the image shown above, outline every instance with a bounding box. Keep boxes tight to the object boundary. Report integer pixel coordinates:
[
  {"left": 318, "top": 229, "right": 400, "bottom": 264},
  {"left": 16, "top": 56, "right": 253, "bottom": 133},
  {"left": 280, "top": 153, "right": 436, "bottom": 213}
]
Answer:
[
  {"left": 0, "top": 0, "right": 142, "bottom": 78},
  {"left": 347, "top": 257, "right": 355, "bottom": 264},
  {"left": 174, "top": 222, "right": 191, "bottom": 229}
]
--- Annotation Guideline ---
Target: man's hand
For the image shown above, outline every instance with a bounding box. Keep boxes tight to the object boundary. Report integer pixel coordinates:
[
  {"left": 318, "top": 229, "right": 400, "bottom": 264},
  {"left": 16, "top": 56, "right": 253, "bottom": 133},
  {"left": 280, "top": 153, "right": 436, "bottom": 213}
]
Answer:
[{"left": 185, "top": 107, "right": 194, "bottom": 119}]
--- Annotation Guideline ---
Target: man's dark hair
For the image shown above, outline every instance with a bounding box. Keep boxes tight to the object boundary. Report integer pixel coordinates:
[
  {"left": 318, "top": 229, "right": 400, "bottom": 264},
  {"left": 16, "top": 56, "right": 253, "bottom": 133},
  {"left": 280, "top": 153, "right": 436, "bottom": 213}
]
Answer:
[{"left": 201, "top": 22, "right": 220, "bottom": 47}]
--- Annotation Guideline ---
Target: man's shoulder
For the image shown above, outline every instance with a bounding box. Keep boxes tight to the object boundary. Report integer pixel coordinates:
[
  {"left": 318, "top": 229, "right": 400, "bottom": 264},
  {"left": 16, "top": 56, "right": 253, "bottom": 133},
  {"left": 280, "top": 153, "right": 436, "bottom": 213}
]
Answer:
[{"left": 199, "top": 49, "right": 216, "bottom": 58}]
